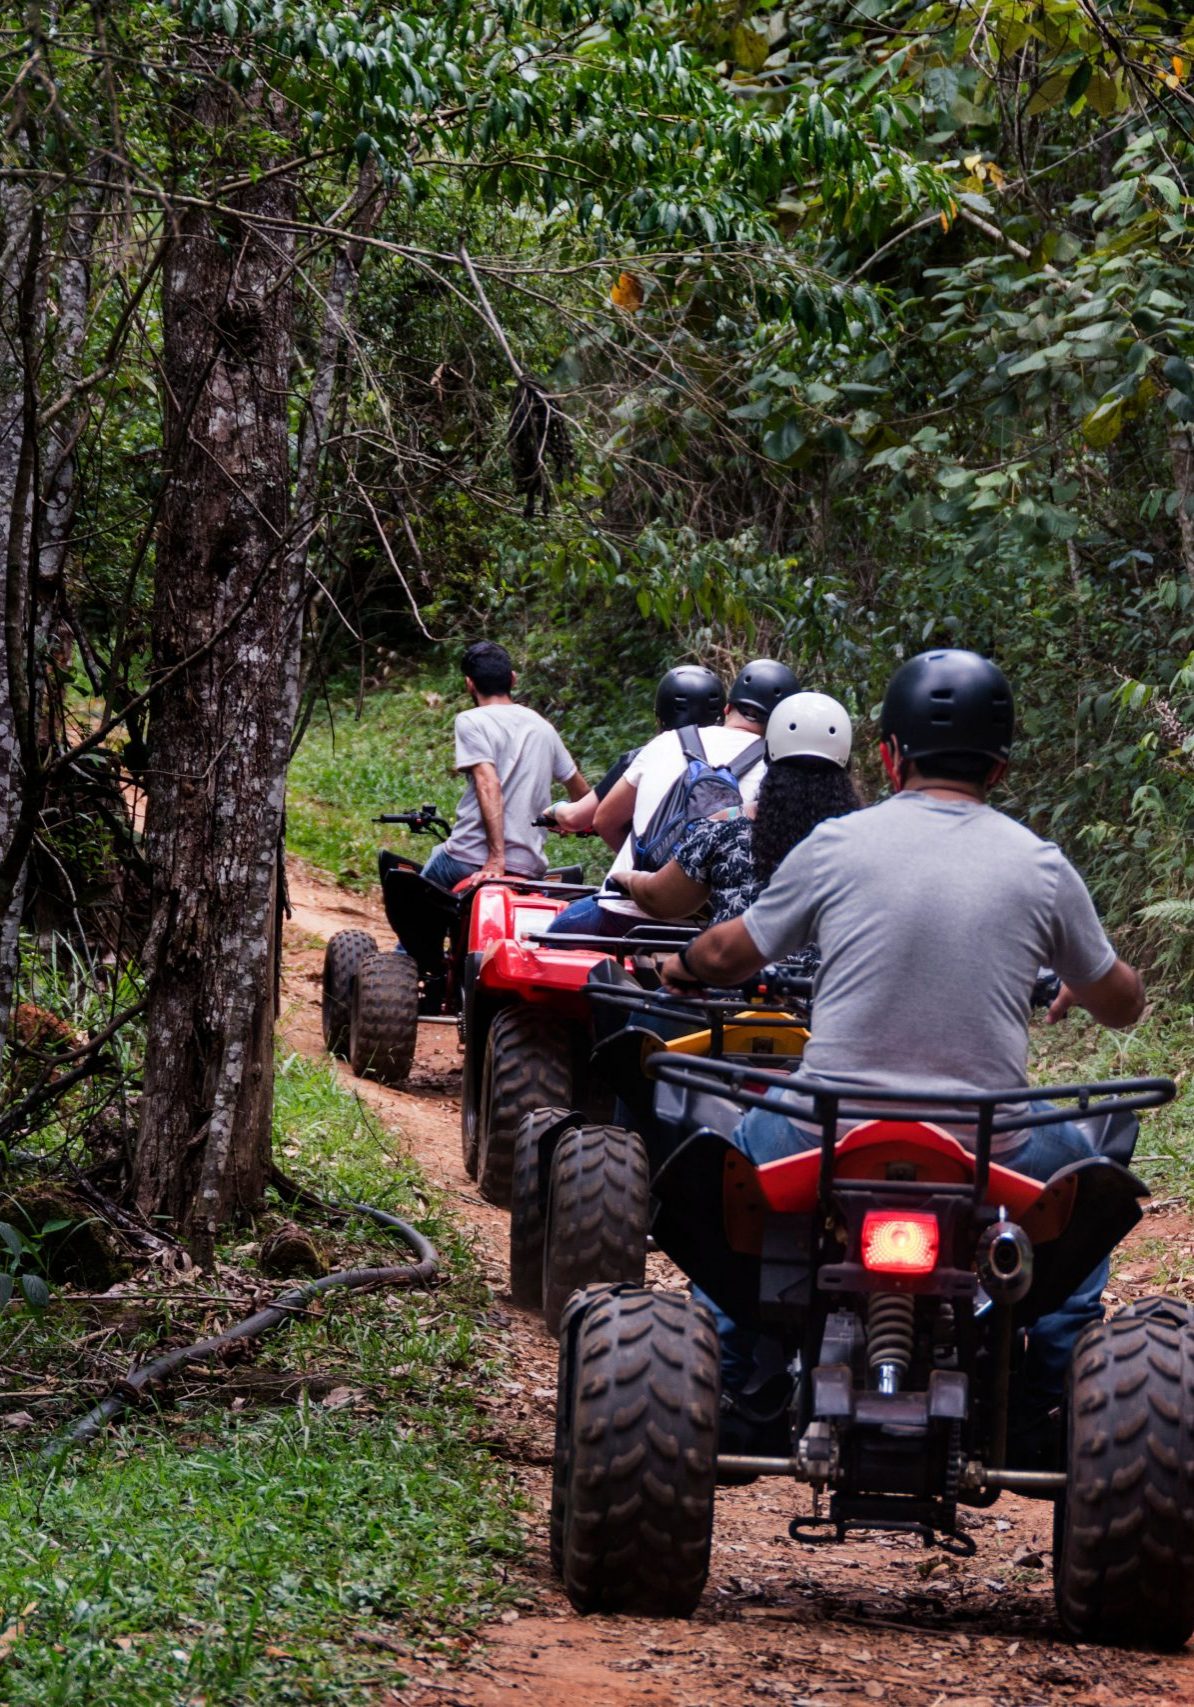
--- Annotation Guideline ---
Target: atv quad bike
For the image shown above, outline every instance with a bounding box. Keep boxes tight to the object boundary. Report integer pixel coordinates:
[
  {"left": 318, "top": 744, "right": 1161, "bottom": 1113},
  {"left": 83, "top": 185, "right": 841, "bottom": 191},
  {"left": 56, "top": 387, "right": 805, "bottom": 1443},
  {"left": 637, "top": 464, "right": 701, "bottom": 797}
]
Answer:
[
  {"left": 320, "top": 806, "right": 596, "bottom": 1162},
  {"left": 509, "top": 965, "right": 813, "bottom": 1333},
  {"left": 551, "top": 1061, "right": 1191, "bottom": 1647},
  {"left": 321, "top": 806, "right": 676, "bottom": 1208}
]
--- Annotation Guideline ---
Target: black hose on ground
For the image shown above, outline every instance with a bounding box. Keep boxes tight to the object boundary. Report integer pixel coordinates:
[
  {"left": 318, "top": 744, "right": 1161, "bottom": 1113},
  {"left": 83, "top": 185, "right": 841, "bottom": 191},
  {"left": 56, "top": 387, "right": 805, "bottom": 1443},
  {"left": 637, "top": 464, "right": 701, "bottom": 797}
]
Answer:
[{"left": 50, "top": 1167, "right": 439, "bottom": 1451}]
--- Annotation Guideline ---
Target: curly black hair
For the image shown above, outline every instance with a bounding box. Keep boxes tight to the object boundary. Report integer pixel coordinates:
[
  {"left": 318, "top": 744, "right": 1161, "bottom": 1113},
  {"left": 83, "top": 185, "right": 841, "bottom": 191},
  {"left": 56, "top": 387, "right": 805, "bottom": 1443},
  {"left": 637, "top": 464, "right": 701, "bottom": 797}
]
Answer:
[{"left": 752, "top": 757, "right": 862, "bottom": 886}]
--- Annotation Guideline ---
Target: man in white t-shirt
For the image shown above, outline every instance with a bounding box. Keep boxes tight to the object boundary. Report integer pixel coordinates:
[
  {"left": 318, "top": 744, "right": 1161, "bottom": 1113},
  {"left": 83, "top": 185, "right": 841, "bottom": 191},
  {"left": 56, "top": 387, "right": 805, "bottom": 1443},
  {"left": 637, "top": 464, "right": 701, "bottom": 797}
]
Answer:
[
  {"left": 421, "top": 641, "right": 588, "bottom": 889},
  {"left": 546, "top": 658, "right": 799, "bottom": 936}
]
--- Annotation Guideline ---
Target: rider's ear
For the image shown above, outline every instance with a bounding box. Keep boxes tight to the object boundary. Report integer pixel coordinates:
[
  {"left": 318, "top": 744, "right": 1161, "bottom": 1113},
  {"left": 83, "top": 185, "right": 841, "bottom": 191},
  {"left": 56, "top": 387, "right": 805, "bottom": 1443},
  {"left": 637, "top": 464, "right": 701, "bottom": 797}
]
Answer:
[
  {"left": 879, "top": 740, "right": 903, "bottom": 791},
  {"left": 986, "top": 759, "right": 1008, "bottom": 788}
]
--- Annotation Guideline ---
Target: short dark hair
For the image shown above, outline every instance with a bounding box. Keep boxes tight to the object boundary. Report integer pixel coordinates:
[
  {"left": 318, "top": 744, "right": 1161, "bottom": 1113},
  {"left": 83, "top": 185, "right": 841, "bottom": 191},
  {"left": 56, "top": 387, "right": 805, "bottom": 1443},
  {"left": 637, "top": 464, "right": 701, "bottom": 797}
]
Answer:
[
  {"left": 914, "top": 750, "right": 996, "bottom": 784},
  {"left": 462, "top": 640, "right": 514, "bottom": 695}
]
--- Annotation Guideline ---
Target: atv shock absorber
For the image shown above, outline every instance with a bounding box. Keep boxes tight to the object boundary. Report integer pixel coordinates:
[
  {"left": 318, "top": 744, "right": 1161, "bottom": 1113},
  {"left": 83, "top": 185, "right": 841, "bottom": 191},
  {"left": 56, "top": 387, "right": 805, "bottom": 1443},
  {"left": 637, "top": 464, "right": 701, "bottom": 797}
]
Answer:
[{"left": 868, "top": 1293, "right": 915, "bottom": 1395}]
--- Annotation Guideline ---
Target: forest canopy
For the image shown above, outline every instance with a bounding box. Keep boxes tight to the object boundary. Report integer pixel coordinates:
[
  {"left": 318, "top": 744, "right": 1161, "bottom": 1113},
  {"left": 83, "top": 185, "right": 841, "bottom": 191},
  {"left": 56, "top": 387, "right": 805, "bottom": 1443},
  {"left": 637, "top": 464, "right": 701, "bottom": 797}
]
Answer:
[{"left": 1, "top": 0, "right": 1192, "bottom": 1247}]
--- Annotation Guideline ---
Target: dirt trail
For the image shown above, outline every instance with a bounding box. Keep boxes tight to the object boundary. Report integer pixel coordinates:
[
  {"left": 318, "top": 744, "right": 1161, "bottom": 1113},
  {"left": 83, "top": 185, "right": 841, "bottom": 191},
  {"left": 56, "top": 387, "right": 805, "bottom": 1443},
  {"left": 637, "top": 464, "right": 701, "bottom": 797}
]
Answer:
[{"left": 281, "top": 862, "right": 1194, "bottom": 1707}]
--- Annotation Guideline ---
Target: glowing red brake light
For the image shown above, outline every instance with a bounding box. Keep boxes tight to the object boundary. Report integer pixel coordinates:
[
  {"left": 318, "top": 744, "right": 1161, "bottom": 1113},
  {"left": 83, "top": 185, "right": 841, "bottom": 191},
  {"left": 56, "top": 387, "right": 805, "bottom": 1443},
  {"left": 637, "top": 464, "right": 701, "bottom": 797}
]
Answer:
[{"left": 861, "top": 1211, "right": 939, "bottom": 1275}]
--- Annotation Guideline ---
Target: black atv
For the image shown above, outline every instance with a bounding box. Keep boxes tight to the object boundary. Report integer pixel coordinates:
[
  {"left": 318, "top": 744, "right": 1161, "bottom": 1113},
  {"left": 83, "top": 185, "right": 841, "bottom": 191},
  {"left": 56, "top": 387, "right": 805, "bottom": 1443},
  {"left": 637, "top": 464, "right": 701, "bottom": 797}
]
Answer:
[
  {"left": 321, "top": 806, "right": 457, "bottom": 1088},
  {"left": 508, "top": 962, "right": 814, "bottom": 1334},
  {"left": 550, "top": 1061, "right": 1194, "bottom": 1648}
]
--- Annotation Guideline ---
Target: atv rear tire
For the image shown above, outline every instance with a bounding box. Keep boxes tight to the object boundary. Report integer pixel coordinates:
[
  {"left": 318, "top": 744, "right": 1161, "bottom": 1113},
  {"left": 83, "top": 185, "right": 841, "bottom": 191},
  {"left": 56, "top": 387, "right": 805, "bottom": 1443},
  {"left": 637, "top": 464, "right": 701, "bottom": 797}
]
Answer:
[
  {"left": 543, "top": 1125, "right": 649, "bottom": 1336},
  {"left": 477, "top": 1006, "right": 573, "bottom": 1208},
  {"left": 1116, "top": 1294, "right": 1194, "bottom": 1331},
  {"left": 510, "top": 1107, "right": 572, "bottom": 1309},
  {"left": 560, "top": 1287, "right": 719, "bottom": 1617},
  {"left": 322, "top": 929, "right": 378, "bottom": 1057},
  {"left": 1054, "top": 1312, "right": 1194, "bottom": 1648},
  {"left": 349, "top": 953, "right": 419, "bottom": 1087}
]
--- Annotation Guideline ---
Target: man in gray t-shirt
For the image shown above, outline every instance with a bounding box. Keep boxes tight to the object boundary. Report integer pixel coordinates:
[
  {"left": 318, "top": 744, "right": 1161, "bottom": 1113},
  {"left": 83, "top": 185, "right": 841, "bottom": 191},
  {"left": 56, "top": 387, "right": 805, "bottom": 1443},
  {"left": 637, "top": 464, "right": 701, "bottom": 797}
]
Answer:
[
  {"left": 421, "top": 641, "right": 588, "bottom": 889},
  {"left": 660, "top": 649, "right": 1144, "bottom": 1440}
]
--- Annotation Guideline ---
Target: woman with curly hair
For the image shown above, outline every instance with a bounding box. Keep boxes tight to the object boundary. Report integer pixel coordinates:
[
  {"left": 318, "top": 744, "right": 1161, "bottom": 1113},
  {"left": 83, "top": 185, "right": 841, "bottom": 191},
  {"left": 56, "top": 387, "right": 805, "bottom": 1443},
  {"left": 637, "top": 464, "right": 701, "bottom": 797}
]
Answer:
[{"left": 606, "top": 692, "right": 861, "bottom": 925}]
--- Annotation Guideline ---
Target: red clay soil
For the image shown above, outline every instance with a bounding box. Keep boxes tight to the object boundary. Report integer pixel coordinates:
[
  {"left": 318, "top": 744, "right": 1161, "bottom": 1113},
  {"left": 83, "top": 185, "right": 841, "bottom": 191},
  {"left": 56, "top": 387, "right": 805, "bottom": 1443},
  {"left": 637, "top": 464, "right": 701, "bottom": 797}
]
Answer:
[{"left": 280, "top": 862, "right": 1194, "bottom": 1707}]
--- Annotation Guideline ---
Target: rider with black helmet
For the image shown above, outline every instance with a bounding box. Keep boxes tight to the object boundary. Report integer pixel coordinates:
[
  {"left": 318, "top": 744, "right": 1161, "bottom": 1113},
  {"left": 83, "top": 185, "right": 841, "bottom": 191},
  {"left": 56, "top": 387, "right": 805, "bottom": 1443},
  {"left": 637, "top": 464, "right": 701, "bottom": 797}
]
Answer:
[
  {"left": 656, "top": 664, "right": 726, "bottom": 731},
  {"left": 727, "top": 658, "right": 802, "bottom": 722},
  {"left": 660, "top": 647, "right": 1144, "bottom": 1453},
  {"left": 547, "top": 657, "right": 798, "bottom": 935},
  {"left": 545, "top": 665, "right": 724, "bottom": 834}
]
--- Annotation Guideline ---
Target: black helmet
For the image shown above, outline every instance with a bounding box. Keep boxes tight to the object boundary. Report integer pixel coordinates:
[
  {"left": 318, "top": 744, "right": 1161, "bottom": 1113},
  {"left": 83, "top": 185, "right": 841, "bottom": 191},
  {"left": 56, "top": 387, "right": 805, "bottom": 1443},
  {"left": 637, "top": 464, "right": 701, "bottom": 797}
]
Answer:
[
  {"left": 728, "top": 658, "right": 801, "bottom": 721},
  {"left": 881, "top": 649, "right": 1014, "bottom": 763},
  {"left": 655, "top": 666, "right": 725, "bottom": 730}
]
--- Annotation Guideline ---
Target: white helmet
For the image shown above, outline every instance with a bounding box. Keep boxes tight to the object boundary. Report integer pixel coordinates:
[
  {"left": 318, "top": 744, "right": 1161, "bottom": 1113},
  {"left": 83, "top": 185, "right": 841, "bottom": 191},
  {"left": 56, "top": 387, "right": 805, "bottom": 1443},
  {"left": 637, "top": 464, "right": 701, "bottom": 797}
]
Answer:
[{"left": 766, "top": 691, "right": 853, "bottom": 768}]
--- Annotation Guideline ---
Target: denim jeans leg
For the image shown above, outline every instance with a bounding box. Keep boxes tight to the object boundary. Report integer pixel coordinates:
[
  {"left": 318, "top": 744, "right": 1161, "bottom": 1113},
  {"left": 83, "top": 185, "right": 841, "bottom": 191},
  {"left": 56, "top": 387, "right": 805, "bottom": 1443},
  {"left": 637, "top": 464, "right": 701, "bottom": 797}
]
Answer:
[
  {"left": 546, "top": 897, "right": 629, "bottom": 937},
  {"left": 707, "top": 1106, "right": 819, "bottom": 1393},
  {"left": 1008, "top": 1104, "right": 1107, "bottom": 1421},
  {"left": 420, "top": 847, "right": 477, "bottom": 891}
]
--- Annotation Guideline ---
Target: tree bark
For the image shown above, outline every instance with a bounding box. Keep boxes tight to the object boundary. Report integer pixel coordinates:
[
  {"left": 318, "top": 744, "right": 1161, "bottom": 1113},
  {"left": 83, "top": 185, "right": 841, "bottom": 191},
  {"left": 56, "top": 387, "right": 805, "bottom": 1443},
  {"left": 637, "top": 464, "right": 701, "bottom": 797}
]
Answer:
[
  {"left": 0, "top": 166, "right": 43, "bottom": 1056},
  {"left": 133, "top": 75, "right": 299, "bottom": 1262},
  {"left": 1171, "top": 424, "right": 1194, "bottom": 592}
]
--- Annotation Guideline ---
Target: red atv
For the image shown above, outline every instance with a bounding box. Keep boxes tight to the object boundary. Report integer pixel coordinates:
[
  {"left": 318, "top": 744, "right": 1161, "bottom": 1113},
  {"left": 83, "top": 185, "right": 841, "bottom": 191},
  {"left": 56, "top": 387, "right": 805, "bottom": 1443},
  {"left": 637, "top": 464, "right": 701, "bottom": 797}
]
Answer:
[
  {"left": 321, "top": 806, "right": 621, "bottom": 1205},
  {"left": 551, "top": 1061, "right": 1192, "bottom": 1647}
]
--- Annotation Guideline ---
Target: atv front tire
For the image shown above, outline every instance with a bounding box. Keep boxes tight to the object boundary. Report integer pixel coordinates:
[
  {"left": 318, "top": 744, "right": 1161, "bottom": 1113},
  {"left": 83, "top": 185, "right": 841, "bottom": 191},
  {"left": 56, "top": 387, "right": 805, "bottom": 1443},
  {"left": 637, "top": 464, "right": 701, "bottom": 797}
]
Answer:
[
  {"left": 322, "top": 929, "right": 378, "bottom": 1056},
  {"left": 477, "top": 1006, "right": 573, "bottom": 1208},
  {"left": 560, "top": 1287, "right": 719, "bottom": 1617},
  {"left": 543, "top": 1125, "right": 649, "bottom": 1336},
  {"left": 509, "top": 1107, "right": 572, "bottom": 1309},
  {"left": 349, "top": 953, "right": 419, "bottom": 1087},
  {"left": 1054, "top": 1312, "right": 1194, "bottom": 1648}
]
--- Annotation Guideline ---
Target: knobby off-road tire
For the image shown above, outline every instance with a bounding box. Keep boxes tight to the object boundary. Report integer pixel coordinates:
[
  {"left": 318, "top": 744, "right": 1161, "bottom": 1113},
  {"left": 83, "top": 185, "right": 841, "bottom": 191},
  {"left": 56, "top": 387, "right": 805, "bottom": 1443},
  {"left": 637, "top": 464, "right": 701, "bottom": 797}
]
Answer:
[
  {"left": 550, "top": 1285, "right": 604, "bottom": 1578},
  {"left": 561, "top": 1287, "right": 719, "bottom": 1617},
  {"left": 543, "top": 1125, "right": 649, "bottom": 1337},
  {"left": 349, "top": 953, "right": 419, "bottom": 1087},
  {"left": 1054, "top": 1312, "right": 1194, "bottom": 1648},
  {"left": 509, "top": 1107, "right": 572, "bottom": 1309},
  {"left": 322, "top": 929, "right": 378, "bottom": 1057},
  {"left": 477, "top": 1006, "right": 573, "bottom": 1208},
  {"left": 1118, "top": 1294, "right": 1194, "bottom": 1331}
]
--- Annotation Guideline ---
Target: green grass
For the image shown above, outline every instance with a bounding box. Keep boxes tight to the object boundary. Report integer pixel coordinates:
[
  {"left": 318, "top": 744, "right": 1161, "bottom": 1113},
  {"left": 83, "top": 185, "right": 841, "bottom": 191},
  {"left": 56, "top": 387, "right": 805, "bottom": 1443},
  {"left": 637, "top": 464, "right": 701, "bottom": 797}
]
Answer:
[
  {"left": 0, "top": 1055, "right": 520, "bottom": 1705},
  {"left": 287, "top": 665, "right": 644, "bottom": 886},
  {"left": 1029, "top": 1004, "right": 1194, "bottom": 1199}
]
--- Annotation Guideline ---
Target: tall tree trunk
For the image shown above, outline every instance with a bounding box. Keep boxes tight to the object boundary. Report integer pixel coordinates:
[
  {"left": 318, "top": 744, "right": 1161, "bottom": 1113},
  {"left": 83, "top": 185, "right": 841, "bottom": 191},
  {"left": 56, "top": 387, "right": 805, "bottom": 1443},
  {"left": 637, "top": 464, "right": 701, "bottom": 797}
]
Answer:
[
  {"left": 0, "top": 166, "right": 43, "bottom": 1057},
  {"left": 1171, "top": 424, "right": 1194, "bottom": 592},
  {"left": 133, "top": 77, "right": 298, "bottom": 1262}
]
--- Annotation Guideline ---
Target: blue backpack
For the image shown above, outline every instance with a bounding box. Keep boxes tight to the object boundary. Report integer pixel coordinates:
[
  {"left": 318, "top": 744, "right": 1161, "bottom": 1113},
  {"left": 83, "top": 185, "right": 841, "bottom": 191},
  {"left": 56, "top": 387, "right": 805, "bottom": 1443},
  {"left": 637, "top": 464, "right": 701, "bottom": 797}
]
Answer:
[{"left": 632, "top": 726, "right": 764, "bottom": 873}]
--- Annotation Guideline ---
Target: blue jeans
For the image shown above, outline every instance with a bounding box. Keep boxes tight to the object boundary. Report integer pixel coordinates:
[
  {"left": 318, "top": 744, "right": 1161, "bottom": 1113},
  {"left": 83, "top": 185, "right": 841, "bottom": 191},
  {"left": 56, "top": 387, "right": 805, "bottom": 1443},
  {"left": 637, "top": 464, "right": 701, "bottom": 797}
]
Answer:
[
  {"left": 546, "top": 896, "right": 628, "bottom": 937},
  {"left": 419, "top": 847, "right": 477, "bottom": 891},
  {"left": 700, "top": 1100, "right": 1105, "bottom": 1408}
]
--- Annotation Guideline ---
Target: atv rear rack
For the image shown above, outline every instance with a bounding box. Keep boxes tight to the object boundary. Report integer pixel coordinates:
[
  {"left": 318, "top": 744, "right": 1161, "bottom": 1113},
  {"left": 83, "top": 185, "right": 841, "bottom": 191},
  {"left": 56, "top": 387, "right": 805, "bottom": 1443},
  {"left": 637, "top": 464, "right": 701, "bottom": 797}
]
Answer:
[
  {"left": 647, "top": 1055, "right": 1176, "bottom": 1211},
  {"left": 524, "top": 929, "right": 700, "bottom": 953}
]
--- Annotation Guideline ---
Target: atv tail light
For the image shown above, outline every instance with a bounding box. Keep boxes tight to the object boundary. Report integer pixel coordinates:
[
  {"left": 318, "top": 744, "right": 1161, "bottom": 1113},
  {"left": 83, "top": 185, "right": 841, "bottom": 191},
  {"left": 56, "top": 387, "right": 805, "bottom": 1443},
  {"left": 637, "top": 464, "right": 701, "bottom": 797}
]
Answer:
[{"left": 861, "top": 1211, "right": 939, "bottom": 1275}]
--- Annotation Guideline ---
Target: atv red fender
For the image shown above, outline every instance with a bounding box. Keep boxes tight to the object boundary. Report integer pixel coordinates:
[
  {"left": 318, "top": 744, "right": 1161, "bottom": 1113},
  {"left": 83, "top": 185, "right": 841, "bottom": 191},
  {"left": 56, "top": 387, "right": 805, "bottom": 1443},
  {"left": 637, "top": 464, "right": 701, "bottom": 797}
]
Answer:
[
  {"left": 467, "top": 881, "right": 609, "bottom": 1015},
  {"left": 724, "top": 1119, "right": 1052, "bottom": 1256}
]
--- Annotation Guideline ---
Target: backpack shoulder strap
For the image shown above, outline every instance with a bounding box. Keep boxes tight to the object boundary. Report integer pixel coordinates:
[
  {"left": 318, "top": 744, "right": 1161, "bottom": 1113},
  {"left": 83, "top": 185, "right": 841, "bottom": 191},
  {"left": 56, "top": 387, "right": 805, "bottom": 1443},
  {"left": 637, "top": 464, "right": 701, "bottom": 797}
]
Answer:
[
  {"left": 676, "top": 724, "right": 707, "bottom": 765},
  {"left": 727, "top": 737, "right": 765, "bottom": 779}
]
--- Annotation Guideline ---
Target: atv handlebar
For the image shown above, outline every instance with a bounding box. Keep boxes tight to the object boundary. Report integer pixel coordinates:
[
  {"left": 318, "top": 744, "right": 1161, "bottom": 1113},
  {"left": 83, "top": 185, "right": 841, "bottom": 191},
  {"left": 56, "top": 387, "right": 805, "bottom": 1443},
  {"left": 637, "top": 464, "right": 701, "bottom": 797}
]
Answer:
[
  {"left": 533, "top": 814, "right": 596, "bottom": 837},
  {"left": 374, "top": 805, "right": 452, "bottom": 841}
]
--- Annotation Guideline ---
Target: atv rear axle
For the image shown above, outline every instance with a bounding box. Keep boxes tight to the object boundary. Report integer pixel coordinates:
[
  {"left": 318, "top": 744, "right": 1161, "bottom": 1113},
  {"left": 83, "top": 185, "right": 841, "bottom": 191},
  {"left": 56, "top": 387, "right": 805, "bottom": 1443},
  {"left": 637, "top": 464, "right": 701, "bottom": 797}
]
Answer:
[{"left": 715, "top": 1454, "right": 1066, "bottom": 1498}]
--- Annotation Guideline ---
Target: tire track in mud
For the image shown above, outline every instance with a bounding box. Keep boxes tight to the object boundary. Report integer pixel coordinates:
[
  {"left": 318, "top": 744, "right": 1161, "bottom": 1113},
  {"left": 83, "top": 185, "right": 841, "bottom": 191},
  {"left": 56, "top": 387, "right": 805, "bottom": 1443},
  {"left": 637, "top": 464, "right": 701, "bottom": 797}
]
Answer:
[{"left": 280, "top": 861, "right": 1194, "bottom": 1707}]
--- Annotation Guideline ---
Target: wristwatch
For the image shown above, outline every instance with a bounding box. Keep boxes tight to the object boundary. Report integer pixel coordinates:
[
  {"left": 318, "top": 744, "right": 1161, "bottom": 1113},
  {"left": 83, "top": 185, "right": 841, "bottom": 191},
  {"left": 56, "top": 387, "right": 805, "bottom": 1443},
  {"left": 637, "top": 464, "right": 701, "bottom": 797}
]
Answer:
[{"left": 677, "top": 941, "right": 697, "bottom": 979}]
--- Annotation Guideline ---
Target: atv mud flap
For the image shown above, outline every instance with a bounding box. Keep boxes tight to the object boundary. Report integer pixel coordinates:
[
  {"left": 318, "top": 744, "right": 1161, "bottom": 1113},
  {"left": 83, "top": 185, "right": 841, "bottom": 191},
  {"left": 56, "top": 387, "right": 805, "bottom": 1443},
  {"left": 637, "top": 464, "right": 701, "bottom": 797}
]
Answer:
[{"left": 1016, "top": 1156, "right": 1147, "bottom": 1326}]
